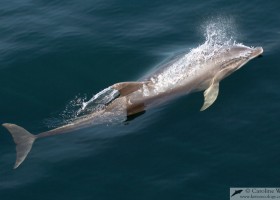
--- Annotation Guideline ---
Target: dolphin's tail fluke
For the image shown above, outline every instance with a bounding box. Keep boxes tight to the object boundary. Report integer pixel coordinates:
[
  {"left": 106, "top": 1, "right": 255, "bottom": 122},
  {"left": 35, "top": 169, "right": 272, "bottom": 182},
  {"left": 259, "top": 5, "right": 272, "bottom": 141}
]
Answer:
[{"left": 2, "top": 123, "right": 36, "bottom": 169}]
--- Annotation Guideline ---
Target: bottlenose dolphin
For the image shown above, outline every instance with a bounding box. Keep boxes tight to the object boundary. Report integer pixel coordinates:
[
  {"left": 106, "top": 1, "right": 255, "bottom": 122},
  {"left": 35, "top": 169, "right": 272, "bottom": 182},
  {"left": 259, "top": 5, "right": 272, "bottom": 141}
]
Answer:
[{"left": 2, "top": 44, "right": 263, "bottom": 168}]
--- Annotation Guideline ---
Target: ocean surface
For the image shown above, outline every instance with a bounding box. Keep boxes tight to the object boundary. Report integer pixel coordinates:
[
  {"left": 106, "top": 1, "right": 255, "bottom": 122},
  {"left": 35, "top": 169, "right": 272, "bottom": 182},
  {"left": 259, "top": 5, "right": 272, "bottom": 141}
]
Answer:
[{"left": 0, "top": 0, "right": 279, "bottom": 199}]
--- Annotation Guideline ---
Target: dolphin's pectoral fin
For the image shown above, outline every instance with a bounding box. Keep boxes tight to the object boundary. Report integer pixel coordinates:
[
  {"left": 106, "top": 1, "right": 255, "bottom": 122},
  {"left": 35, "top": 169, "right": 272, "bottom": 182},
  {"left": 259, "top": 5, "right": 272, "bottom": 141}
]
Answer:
[
  {"left": 199, "top": 65, "right": 235, "bottom": 111},
  {"left": 200, "top": 80, "right": 219, "bottom": 111},
  {"left": 112, "top": 82, "right": 146, "bottom": 96}
]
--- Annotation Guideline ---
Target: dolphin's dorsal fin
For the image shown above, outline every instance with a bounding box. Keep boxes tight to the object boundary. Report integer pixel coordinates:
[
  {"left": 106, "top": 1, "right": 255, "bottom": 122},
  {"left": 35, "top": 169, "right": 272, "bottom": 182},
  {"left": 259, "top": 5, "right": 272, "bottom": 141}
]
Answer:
[
  {"left": 200, "top": 79, "right": 219, "bottom": 111},
  {"left": 112, "top": 82, "right": 146, "bottom": 96}
]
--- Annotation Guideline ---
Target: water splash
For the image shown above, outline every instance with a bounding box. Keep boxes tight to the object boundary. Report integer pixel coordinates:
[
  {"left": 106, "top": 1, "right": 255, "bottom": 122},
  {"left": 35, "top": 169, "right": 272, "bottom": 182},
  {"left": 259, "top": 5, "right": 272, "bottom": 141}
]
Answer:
[
  {"left": 203, "top": 17, "right": 237, "bottom": 47},
  {"left": 76, "top": 87, "right": 120, "bottom": 116},
  {"left": 44, "top": 95, "right": 87, "bottom": 128},
  {"left": 151, "top": 17, "right": 242, "bottom": 93},
  {"left": 60, "top": 95, "right": 87, "bottom": 121},
  {"left": 45, "top": 87, "right": 120, "bottom": 128},
  {"left": 190, "top": 17, "right": 239, "bottom": 63}
]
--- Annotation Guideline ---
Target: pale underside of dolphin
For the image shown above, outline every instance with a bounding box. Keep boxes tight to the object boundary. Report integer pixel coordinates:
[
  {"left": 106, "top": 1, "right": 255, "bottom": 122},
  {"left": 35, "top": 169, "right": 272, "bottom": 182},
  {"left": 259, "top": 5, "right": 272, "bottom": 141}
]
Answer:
[{"left": 2, "top": 44, "right": 263, "bottom": 169}]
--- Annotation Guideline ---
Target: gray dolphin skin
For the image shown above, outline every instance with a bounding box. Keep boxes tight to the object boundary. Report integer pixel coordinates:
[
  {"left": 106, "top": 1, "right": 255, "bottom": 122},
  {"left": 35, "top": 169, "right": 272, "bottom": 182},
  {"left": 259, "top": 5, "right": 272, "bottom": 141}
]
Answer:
[{"left": 2, "top": 44, "right": 263, "bottom": 169}]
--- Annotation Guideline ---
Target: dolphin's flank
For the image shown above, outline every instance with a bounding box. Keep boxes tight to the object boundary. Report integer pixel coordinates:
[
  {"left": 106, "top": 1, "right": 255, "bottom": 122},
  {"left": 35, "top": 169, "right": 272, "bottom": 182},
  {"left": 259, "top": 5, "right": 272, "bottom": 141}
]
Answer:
[{"left": 2, "top": 44, "right": 263, "bottom": 169}]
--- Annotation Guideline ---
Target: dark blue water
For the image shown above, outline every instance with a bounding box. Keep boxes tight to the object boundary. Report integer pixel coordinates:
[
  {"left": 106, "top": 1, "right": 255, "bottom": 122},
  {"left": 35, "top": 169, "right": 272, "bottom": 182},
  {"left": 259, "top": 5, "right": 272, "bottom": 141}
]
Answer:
[{"left": 0, "top": 1, "right": 279, "bottom": 199}]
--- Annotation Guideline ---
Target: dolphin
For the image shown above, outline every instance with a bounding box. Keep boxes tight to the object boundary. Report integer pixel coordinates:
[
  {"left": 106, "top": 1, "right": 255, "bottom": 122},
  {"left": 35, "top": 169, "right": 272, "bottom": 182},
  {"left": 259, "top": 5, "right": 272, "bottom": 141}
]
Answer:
[{"left": 2, "top": 44, "right": 263, "bottom": 168}]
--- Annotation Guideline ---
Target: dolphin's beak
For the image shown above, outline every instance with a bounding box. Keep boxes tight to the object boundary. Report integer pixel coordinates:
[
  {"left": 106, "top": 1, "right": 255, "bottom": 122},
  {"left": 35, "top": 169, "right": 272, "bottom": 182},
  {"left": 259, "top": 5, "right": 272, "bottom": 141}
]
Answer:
[{"left": 251, "top": 47, "right": 263, "bottom": 59}]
